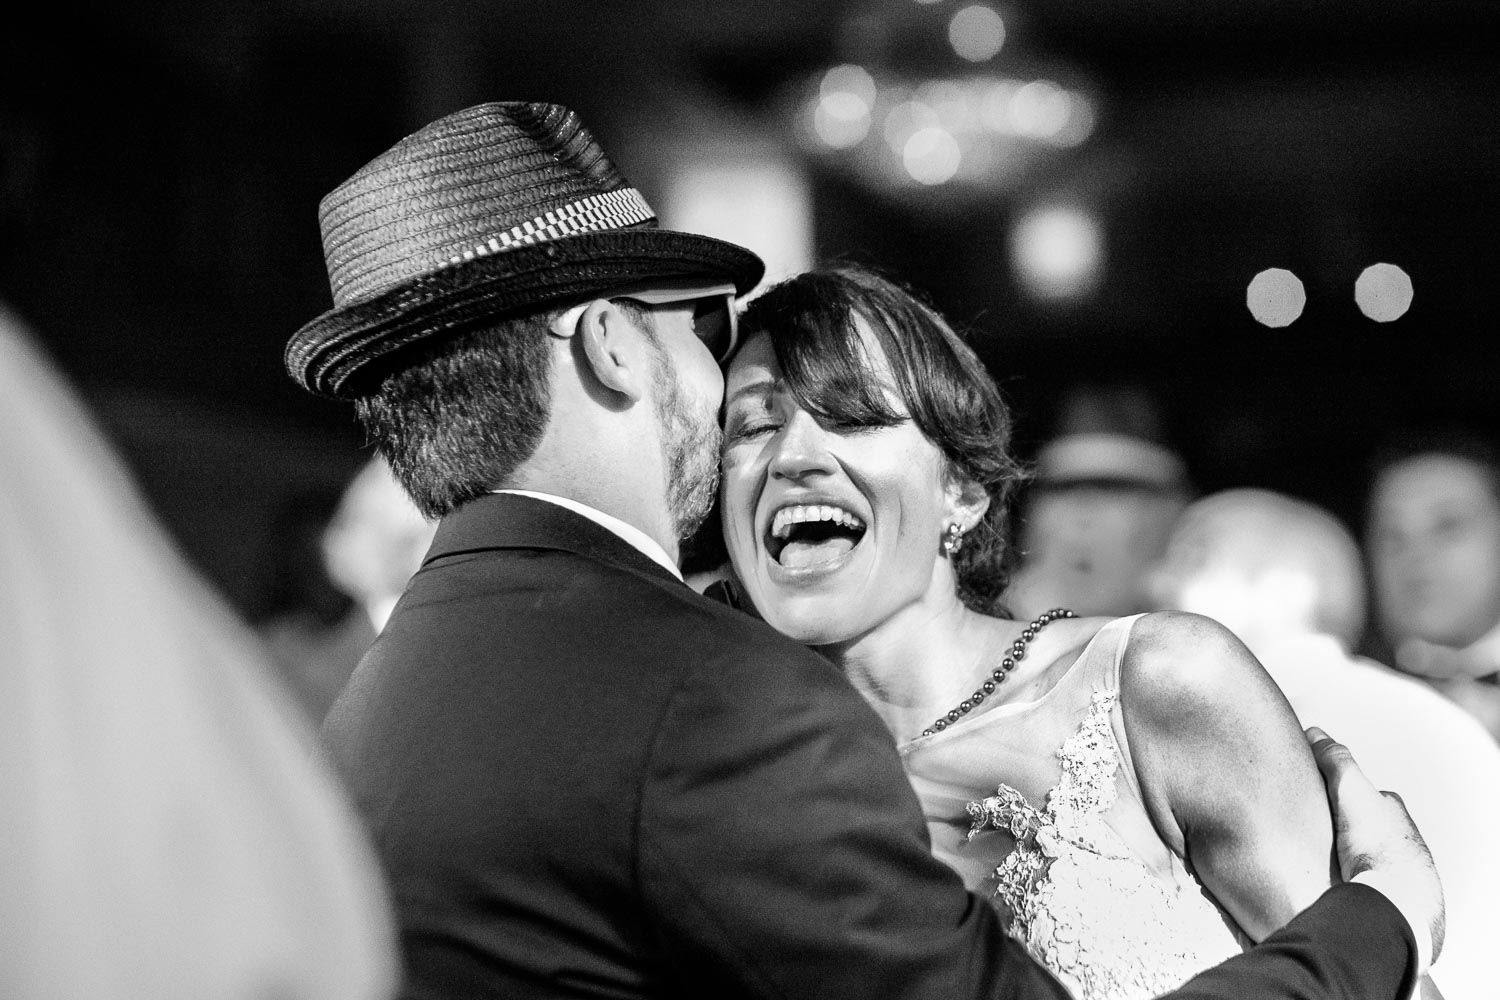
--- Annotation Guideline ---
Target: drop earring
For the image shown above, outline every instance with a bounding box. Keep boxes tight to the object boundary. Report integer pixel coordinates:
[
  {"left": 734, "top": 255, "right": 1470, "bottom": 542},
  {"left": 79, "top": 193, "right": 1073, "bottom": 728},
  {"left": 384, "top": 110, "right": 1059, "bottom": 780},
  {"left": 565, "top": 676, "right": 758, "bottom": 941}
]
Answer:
[{"left": 943, "top": 522, "right": 965, "bottom": 556}]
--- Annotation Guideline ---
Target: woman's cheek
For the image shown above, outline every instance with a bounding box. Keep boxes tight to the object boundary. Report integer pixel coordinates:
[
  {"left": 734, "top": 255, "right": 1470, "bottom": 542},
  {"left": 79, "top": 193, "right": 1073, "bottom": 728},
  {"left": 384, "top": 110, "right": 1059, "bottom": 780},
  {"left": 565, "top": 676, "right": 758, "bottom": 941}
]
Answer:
[{"left": 716, "top": 462, "right": 751, "bottom": 547}]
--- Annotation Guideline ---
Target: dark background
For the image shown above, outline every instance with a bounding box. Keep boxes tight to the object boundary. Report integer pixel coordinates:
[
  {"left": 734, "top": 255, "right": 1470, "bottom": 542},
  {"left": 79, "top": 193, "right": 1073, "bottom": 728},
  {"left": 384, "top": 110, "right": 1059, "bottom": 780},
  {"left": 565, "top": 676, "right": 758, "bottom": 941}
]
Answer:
[{"left": 3, "top": 0, "right": 1497, "bottom": 619}]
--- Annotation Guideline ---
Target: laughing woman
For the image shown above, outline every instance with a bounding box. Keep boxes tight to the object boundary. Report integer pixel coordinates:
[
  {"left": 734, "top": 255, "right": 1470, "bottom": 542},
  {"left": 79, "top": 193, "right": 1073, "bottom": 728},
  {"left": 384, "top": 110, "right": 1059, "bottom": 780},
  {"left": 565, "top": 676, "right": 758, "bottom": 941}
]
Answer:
[{"left": 715, "top": 264, "right": 1337, "bottom": 1000}]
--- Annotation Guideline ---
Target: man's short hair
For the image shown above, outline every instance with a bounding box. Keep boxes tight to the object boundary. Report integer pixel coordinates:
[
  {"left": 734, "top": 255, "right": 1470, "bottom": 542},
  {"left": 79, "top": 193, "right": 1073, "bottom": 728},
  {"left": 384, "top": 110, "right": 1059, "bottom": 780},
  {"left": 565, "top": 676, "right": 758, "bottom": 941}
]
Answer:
[
  {"left": 354, "top": 311, "right": 557, "bottom": 519},
  {"left": 355, "top": 299, "right": 665, "bottom": 520}
]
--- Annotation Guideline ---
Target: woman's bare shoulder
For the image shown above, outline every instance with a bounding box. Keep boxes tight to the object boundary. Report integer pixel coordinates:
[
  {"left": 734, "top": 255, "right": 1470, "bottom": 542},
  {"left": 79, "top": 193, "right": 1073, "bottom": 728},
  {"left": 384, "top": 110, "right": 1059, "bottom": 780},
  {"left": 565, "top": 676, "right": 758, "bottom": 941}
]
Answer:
[{"left": 1119, "top": 610, "right": 1269, "bottom": 719}]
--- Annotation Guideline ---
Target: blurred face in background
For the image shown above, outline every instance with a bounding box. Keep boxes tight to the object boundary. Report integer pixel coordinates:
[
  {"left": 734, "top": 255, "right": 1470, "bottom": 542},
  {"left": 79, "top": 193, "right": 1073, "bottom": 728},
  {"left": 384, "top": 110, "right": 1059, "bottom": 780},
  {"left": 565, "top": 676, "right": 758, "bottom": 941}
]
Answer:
[
  {"left": 1366, "top": 453, "right": 1500, "bottom": 649},
  {"left": 322, "top": 458, "right": 437, "bottom": 631},
  {"left": 1016, "top": 481, "right": 1188, "bottom": 617}
]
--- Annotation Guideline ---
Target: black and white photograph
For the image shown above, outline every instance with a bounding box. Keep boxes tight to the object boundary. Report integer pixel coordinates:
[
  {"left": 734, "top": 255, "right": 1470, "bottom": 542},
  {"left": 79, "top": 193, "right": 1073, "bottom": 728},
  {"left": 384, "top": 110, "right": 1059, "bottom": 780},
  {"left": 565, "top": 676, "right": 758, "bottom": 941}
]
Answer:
[{"left": 2, "top": 2, "right": 1496, "bottom": 997}]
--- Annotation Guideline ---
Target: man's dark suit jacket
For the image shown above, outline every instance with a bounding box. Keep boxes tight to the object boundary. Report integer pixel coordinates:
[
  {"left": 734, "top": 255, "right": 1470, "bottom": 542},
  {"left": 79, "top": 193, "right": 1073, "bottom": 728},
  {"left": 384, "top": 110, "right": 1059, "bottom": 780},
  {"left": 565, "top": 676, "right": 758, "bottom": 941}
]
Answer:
[{"left": 321, "top": 492, "right": 1417, "bottom": 999}]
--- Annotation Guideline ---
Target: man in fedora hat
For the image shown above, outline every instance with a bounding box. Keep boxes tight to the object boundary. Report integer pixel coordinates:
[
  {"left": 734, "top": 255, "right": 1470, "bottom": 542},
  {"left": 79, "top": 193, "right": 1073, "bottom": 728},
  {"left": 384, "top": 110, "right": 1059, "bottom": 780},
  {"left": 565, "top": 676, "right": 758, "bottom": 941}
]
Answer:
[{"left": 288, "top": 102, "right": 1441, "bottom": 999}]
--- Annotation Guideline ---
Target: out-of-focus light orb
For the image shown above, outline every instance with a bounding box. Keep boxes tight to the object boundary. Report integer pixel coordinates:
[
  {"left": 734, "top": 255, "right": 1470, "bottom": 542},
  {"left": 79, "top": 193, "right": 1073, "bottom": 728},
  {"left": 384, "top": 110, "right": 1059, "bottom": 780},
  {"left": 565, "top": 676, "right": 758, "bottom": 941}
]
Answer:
[
  {"left": 1355, "top": 262, "right": 1414, "bottom": 322},
  {"left": 1052, "top": 93, "right": 1096, "bottom": 147},
  {"left": 917, "top": 79, "right": 976, "bottom": 132},
  {"left": 813, "top": 93, "right": 872, "bottom": 148},
  {"left": 1246, "top": 268, "right": 1306, "bottom": 327},
  {"left": 821, "top": 64, "right": 877, "bottom": 107},
  {"left": 979, "top": 78, "right": 1021, "bottom": 132},
  {"left": 812, "top": 64, "right": 877, "bottom": 149},
  {"left": 1011, "top": 205, "right": 1104, "bottom": 300},
  {"left": 884, "top": 99, "right": 940, "bottom": 151},
  {"left": 903, "top": 127, "right": 962, "bottom": 185},
  {"left": 949, "top": 5, "right": 1006, "bottom": 62},
  {"left": 1010, "top": 80, "right": 1070, "bottom": 138}
]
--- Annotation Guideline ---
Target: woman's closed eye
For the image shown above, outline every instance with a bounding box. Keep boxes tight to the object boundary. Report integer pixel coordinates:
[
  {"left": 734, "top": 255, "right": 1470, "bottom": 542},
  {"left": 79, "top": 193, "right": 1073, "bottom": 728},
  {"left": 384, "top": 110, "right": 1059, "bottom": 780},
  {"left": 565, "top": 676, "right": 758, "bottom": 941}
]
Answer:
[
  {"left": 723, "top": 412, "right": 781, "bottom": 443},
  {"left": 826, "top": 414, "right": 894, "bottom": 434},
  {"left": 724, "top": 410, "right": 897, "bottom": 444}
]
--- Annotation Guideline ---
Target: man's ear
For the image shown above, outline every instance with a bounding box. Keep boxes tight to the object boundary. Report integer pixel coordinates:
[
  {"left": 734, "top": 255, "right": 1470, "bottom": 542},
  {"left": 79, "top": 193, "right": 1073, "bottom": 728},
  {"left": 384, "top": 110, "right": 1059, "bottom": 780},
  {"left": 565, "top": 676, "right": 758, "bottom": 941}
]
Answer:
[{"left": 568, "top": 299, "right": 649, "bottom": 402}]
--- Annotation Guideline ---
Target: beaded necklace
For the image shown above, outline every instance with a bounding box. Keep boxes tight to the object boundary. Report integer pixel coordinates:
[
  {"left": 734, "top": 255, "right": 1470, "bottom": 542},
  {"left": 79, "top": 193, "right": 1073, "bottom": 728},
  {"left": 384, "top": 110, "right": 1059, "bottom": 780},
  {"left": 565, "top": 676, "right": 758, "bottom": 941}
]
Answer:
[{"left": 918, "top": 608, "right": 1076, "bottom": 738}]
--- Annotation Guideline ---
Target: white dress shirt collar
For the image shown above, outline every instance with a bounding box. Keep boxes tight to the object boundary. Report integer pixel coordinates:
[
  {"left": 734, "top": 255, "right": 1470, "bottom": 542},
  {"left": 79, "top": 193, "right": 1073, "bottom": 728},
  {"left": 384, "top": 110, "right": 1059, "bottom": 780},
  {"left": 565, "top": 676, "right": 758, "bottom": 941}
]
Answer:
[{"left": 491, "top": 489, "right": 682, "bottom": 581}]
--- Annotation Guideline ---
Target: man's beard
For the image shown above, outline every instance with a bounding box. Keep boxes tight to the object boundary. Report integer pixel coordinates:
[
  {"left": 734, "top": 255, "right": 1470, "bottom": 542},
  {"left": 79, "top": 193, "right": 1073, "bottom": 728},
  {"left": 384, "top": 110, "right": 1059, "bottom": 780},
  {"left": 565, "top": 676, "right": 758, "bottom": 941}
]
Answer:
[{"left": 651, "top": 354, "right": 721, "bottom": 543}]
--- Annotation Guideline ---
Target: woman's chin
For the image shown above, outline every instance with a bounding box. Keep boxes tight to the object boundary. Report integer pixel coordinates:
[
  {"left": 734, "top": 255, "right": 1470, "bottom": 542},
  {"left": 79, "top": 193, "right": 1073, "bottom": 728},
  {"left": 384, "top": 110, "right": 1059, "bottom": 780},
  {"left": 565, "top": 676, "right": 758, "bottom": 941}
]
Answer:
[{"left": 750, "top": 586, "right": 857, "bottom": 647}]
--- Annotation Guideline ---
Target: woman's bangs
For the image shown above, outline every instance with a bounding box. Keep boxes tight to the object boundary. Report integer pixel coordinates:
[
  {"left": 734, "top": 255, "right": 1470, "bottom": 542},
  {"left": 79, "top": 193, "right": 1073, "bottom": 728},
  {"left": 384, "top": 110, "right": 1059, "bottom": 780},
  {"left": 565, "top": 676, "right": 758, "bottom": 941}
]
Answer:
[{"left": 774, "top": 299, "right": 905, "bottom": 427}]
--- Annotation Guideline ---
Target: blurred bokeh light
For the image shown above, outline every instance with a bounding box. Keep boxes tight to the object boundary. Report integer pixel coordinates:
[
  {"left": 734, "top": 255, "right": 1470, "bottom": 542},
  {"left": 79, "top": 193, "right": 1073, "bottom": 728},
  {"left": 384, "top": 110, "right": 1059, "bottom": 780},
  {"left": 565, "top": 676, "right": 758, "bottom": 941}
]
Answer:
[
  {"left": 949, "top": 5, "right": 1007, "bottom": 63},
  {"left": 1246, "top": 268, "right": 1308, "bottom": 328},
  {"left": 1355, "top": 263, "right": 1415, "bottom": 322},
  {"left": 1011, "top": 204, "right": 1105, "bottom": 302}
]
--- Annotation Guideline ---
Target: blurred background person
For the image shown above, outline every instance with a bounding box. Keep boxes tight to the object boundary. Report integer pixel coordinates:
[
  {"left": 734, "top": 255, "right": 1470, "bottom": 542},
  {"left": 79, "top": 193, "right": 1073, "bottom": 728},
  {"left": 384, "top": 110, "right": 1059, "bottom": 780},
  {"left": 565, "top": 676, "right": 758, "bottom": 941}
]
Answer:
[
  {"left": 0, "top": 303, "right": 398, "bottom": 1000},
  {"left": 259, "top": 455, "right": 435, "bottom": 724},
  {"left": 1362, "top": 427, "right": 1500, "bottom": 741},
  {"left": 1005, "top": 383, "right": 1193, "bottom": 619},
  {"left": 1150, "top": 486, "right": 1500, "bottom": 1000},
  {"left": 253, "top": 485, "right": 362, "bottom": 711},
  {"left": 323, "top": 456, "right": 437, "bottom": 637}
]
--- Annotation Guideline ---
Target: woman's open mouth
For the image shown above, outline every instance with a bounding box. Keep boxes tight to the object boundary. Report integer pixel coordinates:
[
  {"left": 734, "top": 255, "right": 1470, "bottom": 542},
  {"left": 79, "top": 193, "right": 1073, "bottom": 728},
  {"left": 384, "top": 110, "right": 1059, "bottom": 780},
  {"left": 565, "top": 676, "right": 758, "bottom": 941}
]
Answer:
[{"left": 766, "top": 503, "right": 867, "bottom": 570}]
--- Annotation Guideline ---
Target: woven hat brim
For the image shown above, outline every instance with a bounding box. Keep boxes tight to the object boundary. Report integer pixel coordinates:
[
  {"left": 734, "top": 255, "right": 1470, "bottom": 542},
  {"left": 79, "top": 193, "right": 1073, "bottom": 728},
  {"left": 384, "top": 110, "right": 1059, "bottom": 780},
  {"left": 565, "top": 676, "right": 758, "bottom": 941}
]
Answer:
[{"left": 286, "top": 228, "right": 765, "bottom": 399}]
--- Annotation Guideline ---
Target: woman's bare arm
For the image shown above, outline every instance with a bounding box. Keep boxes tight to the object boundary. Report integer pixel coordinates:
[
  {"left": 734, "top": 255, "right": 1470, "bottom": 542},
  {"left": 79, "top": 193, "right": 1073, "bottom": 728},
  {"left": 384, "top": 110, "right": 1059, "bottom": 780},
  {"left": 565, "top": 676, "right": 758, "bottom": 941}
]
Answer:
[{"left": 1119, "top": 610, "right": 1334, "bottom": 942}]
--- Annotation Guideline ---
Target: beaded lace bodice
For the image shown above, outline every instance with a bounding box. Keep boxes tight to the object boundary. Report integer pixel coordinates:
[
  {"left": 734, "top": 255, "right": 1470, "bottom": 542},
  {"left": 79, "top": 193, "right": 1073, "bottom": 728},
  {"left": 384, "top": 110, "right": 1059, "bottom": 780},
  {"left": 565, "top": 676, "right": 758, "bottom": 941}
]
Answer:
[{"left": 900, "top": 616, "right": 1244, "bottom": 1000}]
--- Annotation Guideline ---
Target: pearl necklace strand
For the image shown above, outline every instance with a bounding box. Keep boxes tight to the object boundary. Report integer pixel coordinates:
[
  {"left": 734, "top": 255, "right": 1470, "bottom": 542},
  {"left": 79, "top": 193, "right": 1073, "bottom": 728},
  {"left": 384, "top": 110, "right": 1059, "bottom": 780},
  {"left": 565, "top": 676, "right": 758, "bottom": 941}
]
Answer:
[{"left": 918, "top": 608, "right": 1076, "bottom": 738}]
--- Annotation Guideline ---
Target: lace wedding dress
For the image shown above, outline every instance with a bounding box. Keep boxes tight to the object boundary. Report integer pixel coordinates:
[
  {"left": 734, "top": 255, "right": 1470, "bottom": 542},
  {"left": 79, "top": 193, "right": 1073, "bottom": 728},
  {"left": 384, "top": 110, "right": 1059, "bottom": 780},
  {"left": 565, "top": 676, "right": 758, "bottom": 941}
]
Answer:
[{"left": 901, "top": 615, "right": 1244, "bottom": 1000}]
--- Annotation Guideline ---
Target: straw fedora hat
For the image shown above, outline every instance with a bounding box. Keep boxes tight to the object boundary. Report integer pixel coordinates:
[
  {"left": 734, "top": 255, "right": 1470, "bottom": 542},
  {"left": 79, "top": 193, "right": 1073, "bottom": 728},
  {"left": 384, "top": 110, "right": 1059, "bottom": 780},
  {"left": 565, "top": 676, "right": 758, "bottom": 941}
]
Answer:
[{"left": 285, "top": 101, "right": 765, "bottom": 399}]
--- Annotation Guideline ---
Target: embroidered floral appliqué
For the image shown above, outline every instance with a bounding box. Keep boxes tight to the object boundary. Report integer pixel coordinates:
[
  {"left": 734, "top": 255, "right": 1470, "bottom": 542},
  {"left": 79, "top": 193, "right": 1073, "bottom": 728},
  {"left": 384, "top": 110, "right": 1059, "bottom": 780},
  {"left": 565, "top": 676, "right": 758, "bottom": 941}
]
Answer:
[{"left": 965, "top": 690, "right": 1240, "bottom": 1000}]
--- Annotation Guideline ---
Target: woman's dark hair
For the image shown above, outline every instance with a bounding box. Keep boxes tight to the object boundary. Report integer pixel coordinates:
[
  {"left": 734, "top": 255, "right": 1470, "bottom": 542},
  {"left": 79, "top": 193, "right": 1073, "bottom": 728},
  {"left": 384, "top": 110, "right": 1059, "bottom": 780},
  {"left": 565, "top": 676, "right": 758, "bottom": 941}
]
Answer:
[
  {"left": 737, "top": 262, "right": 1027, "bottom": 614},
  {"left": 354, "top": 310, "right": 557, "bottom": 519}
]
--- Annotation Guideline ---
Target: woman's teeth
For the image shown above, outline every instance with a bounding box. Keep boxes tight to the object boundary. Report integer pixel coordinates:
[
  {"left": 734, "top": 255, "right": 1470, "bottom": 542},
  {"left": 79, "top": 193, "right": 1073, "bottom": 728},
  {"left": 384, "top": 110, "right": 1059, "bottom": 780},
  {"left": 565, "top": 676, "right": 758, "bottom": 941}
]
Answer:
[
  {"left": 769, "top": 504, "right": 866, "bottom": 569},
  {"left": 770, "top": 504, "right": 864, "bottom": 539}
]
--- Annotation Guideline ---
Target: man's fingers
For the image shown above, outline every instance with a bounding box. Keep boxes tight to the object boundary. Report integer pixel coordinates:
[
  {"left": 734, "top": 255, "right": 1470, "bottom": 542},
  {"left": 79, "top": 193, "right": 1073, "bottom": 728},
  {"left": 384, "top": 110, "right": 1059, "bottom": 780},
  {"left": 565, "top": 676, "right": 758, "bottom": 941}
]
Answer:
[
  {"left": 1306, "top": 726, "right": 1357, "bottom": 784},
  {"left": 1307, "top": 724, "right": 1445, "bottom": 969},
  {"left": 1305, "top": 725, "right": 1340, "bottom": 759},
  {"left": 1308, "top": 728, "right": 1409, "bottom": 808}
]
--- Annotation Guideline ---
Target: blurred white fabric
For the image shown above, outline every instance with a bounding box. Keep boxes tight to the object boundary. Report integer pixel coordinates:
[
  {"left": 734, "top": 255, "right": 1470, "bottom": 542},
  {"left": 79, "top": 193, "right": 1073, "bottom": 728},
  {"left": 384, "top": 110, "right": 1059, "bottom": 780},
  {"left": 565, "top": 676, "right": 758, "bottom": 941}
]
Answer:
[
  {"left": 0, "top": 304, "right": 398, "bottom": 999},
  {"left": 1153, "top": 488, "right": 1500, "bottom": 1000},
  {"left": 1250, "top": 634, "right": 1500, "bottom": 1000}
]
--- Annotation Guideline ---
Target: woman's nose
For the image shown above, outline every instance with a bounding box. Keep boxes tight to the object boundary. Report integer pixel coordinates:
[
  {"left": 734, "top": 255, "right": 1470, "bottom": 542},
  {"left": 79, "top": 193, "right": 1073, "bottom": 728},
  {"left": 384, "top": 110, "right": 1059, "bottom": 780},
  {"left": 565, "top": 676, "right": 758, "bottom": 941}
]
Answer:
[{"left": 768, "top": 410, "right": 838, "bottom": 481}]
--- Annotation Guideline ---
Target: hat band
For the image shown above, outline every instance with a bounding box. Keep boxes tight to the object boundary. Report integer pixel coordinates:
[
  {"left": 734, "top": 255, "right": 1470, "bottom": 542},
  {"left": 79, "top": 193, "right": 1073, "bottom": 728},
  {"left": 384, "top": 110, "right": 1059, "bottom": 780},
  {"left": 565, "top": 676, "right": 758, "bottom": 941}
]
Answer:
[
  {"left": 447, "top": 188, "right": 655, "bottom": 266},
  {"left": 1035, "top": 432, "right": 1189, "bottom": 489}
]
